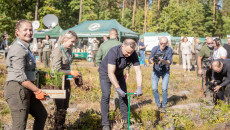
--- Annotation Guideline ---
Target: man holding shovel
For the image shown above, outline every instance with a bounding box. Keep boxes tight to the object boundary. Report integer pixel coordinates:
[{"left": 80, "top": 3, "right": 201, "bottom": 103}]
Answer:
[{"left": 99, "top": 39, "right": 143, "bottom": 130}]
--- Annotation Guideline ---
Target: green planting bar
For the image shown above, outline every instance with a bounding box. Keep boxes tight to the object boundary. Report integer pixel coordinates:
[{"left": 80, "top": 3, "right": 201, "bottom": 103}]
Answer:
[{"left": 126, "top": 93, "right": 136, "bottom": 130}]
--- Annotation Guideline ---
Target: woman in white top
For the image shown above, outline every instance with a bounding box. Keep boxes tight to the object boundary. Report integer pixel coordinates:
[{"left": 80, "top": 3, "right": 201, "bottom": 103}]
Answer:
[
  {"left": 180, "top": 36, "right": 192, "bottom": 72},
  {"left": 213, "top": 38, "right": 227, "bottom": 60}
]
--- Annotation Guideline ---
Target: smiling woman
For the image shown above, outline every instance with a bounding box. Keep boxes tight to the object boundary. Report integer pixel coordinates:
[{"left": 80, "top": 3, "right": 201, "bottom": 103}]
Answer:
[{"left": 5, "top": 19, "right": 47, "bottom": 130}]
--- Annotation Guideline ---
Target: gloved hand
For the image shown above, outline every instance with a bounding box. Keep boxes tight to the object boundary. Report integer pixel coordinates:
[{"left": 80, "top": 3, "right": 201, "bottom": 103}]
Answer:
[
  {"left": 45, "top": 73, "right": 51, "bottom": 79},
  {"left": 135, "top": 86, "right": 143, "bottom": 97},
  {"left": 34, "top": 89, "right": 47, "bottom": 100},
  {"left": 70, "top": 70, "right": 80, "bottom": 77},
  {"left": 116, "top": 88, "right": 126, "bottom": 97}
]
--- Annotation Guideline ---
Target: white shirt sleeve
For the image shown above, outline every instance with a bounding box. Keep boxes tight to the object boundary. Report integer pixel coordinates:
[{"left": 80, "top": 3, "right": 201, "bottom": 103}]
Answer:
[{"left": 219, "top": 47, "right": 227, "bottom": 57}]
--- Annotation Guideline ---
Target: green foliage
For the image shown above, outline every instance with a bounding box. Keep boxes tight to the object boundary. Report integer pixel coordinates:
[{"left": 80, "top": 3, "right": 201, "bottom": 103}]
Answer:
[
  {"left": 73, "top": 109, "right": 101, "bottom": 129},
  {"left": 0, "top": 0, "right": 230, "bottom": 43},
  {"left": 38, "top": 69, "right": 64, "bottom": 89}
]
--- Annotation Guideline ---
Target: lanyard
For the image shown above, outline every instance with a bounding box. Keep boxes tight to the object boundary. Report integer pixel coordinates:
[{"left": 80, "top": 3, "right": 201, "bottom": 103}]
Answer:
[
  {"left": 60, "top": 45, "right": 71, "bottom": 68},
  {"left": 17, "top": 40, "right": 36, "bottom": 66}
]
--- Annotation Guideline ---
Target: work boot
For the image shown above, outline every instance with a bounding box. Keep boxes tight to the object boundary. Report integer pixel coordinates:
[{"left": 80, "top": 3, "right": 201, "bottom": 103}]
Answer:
[
  {"left": 102, "top": 125, "right": 110, "bottom": 130},
  {"left": 54, "top": 109, "right": 67, "bottom": 130}
]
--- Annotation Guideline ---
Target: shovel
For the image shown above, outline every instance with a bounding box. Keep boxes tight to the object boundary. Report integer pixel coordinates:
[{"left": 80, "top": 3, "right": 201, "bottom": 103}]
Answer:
[{"left": 126, "top": 93, "right": 136, "bottom": 130}]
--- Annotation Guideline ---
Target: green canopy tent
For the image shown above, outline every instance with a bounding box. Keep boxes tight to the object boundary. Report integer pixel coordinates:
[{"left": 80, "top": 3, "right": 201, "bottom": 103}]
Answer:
[
  {"left": 62, "top": 19, "right": 139, "bottom": 41},
  {"left": 139, "top": 32, "right": 156, "bottom": 39},
  {"left": 34, "top": 26, "right": 63, "bottom": 38}
]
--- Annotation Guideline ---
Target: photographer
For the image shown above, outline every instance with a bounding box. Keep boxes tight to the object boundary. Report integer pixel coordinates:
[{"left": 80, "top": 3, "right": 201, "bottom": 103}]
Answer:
[
  {"left": 149, "top": 37, "right": 173, "bottom": 112},
  {"left": 197, "top": 37, "right": 214, "bottom": 101},
  {"left": 211, "top": 60, "right": 230, "bottom": 103}
]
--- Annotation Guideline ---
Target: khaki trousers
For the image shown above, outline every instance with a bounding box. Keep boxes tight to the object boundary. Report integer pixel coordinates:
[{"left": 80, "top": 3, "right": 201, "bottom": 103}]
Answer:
[{"left": 4, "top": 81, "right": 47, "bottom": 130}]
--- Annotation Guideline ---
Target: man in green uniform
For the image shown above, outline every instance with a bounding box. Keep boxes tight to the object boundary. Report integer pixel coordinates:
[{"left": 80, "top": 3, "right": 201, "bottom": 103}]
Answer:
[
  {"left": 96, "top": 28, "right": 121, "bottom": 66},
  {"left": 197, "top": 37, "right": 214, "bottom": 103}
]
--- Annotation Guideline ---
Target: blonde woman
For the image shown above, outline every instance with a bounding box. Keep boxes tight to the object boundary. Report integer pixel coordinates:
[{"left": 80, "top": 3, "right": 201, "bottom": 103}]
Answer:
[
  {"left": 180, "top": 36, "right": 192, "bottom": 72},
  {"left": 51, "top": 31, "right": 79, "bottom": 129}
]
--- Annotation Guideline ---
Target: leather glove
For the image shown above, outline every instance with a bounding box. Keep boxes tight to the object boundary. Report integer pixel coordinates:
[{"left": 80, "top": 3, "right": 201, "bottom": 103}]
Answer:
[
  {"left": 70, "top": 70, "right": 80, "bottom": 77},
  {"left": 45, "top": 73, "right": 51, "bottom": 79},
  {"left": 116, "top": 88, "right": 126, "bottom": 97},
  {"left": 135, "top": 86, "right": 143, "bottom": 97},
  {"left": 34, "top": 89, "right": 47, "bottom": 100}
]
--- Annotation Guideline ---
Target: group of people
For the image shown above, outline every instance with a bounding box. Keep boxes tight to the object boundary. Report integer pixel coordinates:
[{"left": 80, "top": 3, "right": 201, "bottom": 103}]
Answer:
[
  {"left": 8, "top": 18, "right": 230, "bottom": 130},
  {"left": 196, "top": 37, "right": 230, "bottom": 104},
  {"left": 4, "top": 19, "right": 174, "bottom": 130}
]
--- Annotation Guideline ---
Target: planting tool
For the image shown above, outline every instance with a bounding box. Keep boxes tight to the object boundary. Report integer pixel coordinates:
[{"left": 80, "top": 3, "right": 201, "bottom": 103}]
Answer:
[{"left": 126, "top": 92, "right": 136, "bottom": 130}]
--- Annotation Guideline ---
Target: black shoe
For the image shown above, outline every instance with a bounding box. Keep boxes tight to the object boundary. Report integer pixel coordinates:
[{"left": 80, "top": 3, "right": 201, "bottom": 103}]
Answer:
[{"left": 102, "top": 126, "right": 110, "bottom": 130}]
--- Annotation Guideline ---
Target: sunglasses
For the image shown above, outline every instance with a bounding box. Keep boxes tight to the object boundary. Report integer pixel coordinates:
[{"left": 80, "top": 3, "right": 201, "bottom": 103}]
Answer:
[
  {"left": 160, "top": 43, "right": 167, "bottom": 45},
  {"left": 207, "top": 42, "right": 214, "bottom": 45}
]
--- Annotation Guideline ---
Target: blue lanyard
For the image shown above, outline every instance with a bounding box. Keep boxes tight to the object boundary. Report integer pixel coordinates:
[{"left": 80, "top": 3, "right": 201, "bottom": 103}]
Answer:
[
  {"left": 17, "top": 40, "right": 36, "bottom": 67},
  {"left": 60, "top": 45, "right": 71, "bottom": 68}
]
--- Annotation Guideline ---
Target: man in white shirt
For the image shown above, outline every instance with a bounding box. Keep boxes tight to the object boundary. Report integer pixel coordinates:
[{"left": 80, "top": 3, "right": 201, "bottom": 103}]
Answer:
[{"left": 213, "top": 38, "right": 227, "bottom": 60}]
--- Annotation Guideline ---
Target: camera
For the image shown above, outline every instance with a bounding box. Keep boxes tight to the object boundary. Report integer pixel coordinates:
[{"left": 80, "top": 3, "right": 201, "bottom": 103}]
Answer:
[
  {"left": 152, "top": 53, "right": 165, "bottom": 63},
  {"left": 205, "top": 80, "right": 220, "bottom": 91},
  {"left": 202, "top": 58, "right": 212, "bottom": 70}
]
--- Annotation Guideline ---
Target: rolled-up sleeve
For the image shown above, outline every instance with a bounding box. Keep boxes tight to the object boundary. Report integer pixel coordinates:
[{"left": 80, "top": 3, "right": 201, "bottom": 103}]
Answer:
[{"left": 51, "top": 47, "right": 62, "bottom": 72}]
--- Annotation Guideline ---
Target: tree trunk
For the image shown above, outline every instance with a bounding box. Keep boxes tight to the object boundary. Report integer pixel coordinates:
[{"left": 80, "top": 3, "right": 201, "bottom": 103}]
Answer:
[
  {"left": 35, "top": 0, "right": 39, "bottom": 20},
  {"left": 187, "top": 0, "right": 189, "bottom": 7},
  {"left": 21, "top": 0, "right": 24, "bottom": 17},
  {"left": 213, "top": 0, "right": 216, "bottom": 23},
  {"left": 143, "top": 0, "right": 147, "bottom": 33},
  {"left": 130, "top": 0, "right": 131, "bottom": 9},
  {"left": 157, "top": 0, "right": 160, "bottom": 33},
  {"left": 177, "top": 0, "right": 179, "bottom": 7},
  {"left": 132, "top": 0, "right": 136, "bottom": 29},
  {"left": 122, "top": 0, "right": 125, "bottom": 25},
  {"left": 79, "top": 0, "right": 83, "bottom": 23}
]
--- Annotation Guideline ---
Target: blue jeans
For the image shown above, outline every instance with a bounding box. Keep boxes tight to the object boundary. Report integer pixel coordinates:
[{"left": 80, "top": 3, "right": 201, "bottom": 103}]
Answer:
[
  {"left": 139, "top": 51, "right": 146, "bottom": 65},
  {"left": 151, "top": 70, "right": 170, "bottom": 107}
]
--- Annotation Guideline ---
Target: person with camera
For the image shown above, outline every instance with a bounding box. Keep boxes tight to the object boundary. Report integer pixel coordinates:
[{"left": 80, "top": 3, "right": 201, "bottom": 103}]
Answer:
[
  {"left": 149, "top": 37, "right": 173, "bottom": 112},
  {"left": 197, "top": 37, "right": 214, "bottom": 101},
  {"left": 99, "top": 39, "right": 143, "bottom": 130},
  {"left": 211, "top": 60, "right": 230, "bottom": 104}
]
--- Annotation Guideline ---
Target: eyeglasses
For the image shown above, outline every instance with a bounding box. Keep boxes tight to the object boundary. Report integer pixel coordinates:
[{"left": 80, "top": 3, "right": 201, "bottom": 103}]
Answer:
[
  {"left": 207, "top": 42, "right": 214, "bottom": 45},
  {"left": 160, "top": 43, "right": 167, "bottom": 45}
]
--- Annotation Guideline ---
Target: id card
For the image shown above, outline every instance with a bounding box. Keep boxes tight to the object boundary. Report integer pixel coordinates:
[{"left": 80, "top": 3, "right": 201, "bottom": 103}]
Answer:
[{"left": 46, "top": 44, "right": 50, "bottom": 48}]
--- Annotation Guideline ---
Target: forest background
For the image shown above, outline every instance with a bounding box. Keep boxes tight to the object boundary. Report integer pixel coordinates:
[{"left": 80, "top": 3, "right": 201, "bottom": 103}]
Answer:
[{"left": 0, "top": 0, "right": 230, "bottom": 43}]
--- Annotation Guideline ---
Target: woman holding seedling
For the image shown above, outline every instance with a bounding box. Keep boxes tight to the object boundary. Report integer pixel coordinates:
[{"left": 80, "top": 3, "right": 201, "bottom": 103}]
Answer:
[
  {"left": 51, "top": 30, "right": 79, "bottom": 129},
  {"left": 4, "top": 19, "right": 47, "bottom": 130}
]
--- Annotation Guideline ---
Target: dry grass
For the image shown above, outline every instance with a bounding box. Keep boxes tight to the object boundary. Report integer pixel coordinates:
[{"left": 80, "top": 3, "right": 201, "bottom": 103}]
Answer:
[{"left": 0, "top": 59, "right": 230, "bottom": 129}]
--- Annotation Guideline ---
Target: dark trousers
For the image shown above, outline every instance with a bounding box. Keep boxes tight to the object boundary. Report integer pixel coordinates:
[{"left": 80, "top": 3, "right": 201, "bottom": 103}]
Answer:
[
  {"left": 100, "top": 74, "right": 128, "bottom": 126},
  {"left": 43, "top": 51, "right": 51, "bottom": 68},
  {"left": 4, "top": 81, "right": 47, "bottom": 130},
  {"left": 54, "top": 79, "right": 71, "bottom": 129}
]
